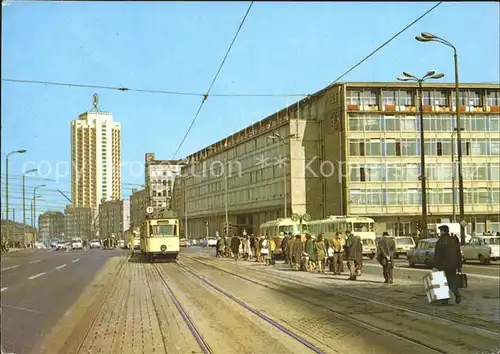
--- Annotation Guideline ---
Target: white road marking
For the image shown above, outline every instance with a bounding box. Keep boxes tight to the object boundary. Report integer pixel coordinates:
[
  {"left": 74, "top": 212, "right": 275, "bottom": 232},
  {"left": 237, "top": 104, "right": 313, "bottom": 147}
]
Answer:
[
  {"left": 363, "top": 263, "right": 500, "bottom": 280},
  {"left": 29, "top": 260, "right": 41, "bottom": 264},
  {"left": 1, "top": 265, "right": 20, "bottom": 272},
  {"left": 72, "top": 258, "right": 80, "bottom": 263},
  {"left": 28, "top": 272, "right": 46, "bottom": 280},
  {"left": 55, "top": 264, "right": 67, "bottom": 270},
  {"left": 1, "top": 287, "right": 8, "bottom": 292}
]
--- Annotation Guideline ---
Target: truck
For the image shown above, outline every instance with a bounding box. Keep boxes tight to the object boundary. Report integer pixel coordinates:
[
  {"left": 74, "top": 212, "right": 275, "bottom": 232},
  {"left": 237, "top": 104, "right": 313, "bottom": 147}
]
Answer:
[{"left": 435, "top": 223, "right": 472, "bottom": 243}]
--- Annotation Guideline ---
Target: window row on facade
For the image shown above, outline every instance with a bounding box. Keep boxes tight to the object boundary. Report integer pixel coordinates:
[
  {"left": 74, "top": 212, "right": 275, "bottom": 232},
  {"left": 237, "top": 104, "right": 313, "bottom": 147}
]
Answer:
[
  {"left": 350, "top": 187, "right": 500, "bottom": 206},
  {"left": 186, "top": 182, "right": 285, "bottom": 211},
  {"left": 349, "top": 138, "right": 500, "bottom": 157},
  {"left": 347, "top": 89, "right": 500, "bottom": 107},
  {"left": 348, "top": 114, "right": 500, "bottom": 132},
  {"left": 349, "top": 163, "right": 500, "bottom": 182}
]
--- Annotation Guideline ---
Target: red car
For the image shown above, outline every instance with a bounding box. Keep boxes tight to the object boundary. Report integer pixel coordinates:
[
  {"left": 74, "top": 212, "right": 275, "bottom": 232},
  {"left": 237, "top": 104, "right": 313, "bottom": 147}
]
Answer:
[{"left": 179, "top": 239, "right": 187, "bottom": 247}]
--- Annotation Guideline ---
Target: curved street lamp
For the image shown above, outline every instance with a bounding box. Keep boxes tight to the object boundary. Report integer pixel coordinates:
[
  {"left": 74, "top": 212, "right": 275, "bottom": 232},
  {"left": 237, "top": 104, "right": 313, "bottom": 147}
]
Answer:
[
  {"left": 23, "top": 168, "right": 38, "bottom": 238},
  {"left": 397, "top": 71, "right": 445, "bottom": 239},
  {"left": 5, "top": 149, "right": 27, "bottom": 244},
  {"left": 33, "top": 184, "right": 46, "bottom": 241},
  {"left": 416, "top": 32, "right": 466, "bottom": 245}
]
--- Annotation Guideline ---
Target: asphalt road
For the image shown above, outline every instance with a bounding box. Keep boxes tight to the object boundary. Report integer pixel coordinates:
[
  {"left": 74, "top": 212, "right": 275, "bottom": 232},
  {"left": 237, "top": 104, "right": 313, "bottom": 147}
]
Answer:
[{"left": 0, "top": 248, "right": 126, "bottom": 354}]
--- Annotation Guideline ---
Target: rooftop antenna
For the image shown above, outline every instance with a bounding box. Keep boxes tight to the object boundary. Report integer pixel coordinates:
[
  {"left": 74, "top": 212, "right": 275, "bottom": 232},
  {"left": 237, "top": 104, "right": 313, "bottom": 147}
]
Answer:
[{"left": 91, "top": 93, "right": 101, "bottom": 112}]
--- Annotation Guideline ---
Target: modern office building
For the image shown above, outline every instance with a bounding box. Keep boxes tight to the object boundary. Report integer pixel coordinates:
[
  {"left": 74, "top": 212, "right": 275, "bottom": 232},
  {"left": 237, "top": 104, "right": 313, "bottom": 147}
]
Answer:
[
  {"left": 144, "top": 153, "right": 183, "bottom": 210},
  {"left": 172, "top": 82, "right": 500, "bottom": 237},
  {"left": 38, "top": 211, "right": 65, "bottom": 240},
  {"left": 71, "top": 93, "right": 122, "bottom": 210},
  {"left": 99, "top": 199, "right": 130, "bottom": 242}
]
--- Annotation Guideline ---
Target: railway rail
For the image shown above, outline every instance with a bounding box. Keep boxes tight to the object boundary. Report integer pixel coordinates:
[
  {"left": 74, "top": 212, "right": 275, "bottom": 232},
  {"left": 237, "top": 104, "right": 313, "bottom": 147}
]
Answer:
[
  {"left": 152, "top": 260, "right": 326, "bottom": 353},
  {"left": 185, "top": 255, "right": 500, "bottom": 354}
]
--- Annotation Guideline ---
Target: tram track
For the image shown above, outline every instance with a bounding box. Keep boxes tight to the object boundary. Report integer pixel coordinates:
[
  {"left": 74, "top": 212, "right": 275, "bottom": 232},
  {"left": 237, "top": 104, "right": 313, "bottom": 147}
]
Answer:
[
  {"left": 191, "top": 255, "right": 500, "bottom": 334},
  {"left": 152, "top": 260, "right": 327, "bottom": 353},
  {"left": 151, "top": 263, "right": 213, "bottom": 354},
  {"left": 185, "top": 255, "right": 500, "bottom": 354}
]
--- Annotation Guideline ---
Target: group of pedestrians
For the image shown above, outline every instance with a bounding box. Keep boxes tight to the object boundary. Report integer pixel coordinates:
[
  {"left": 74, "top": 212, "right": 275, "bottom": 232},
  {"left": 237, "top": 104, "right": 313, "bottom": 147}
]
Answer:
[
  {"left": 282, "top": 230, "right": 364, "bottom": 280},
  {"left": 213, "top": 224, "right": 464, "bottom": 304},
  {"left": 215, "top": 234, "right": 277, "bottom": 265}
]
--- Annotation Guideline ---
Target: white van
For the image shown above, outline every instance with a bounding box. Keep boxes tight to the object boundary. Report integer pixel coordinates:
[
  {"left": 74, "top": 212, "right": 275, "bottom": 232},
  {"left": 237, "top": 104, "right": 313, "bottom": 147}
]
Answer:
[{"left": 361, "top": 237, "right": 377, "bottom": 259}]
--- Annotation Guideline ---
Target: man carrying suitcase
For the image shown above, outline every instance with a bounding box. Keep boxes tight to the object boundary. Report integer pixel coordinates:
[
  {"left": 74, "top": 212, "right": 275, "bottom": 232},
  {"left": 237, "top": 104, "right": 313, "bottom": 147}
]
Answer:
[{"left": 434, "top": 225, "right": 462, "bottom": 304}]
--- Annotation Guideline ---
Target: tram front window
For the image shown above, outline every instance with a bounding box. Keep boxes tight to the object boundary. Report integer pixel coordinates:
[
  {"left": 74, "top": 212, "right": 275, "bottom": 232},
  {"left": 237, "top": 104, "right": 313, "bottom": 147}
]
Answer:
[
  {"left": 151, "top": 225, "right": 176, "bottom": 236},
  {"left": 352, "top": 222, "right": 374, "bottom": 232}
]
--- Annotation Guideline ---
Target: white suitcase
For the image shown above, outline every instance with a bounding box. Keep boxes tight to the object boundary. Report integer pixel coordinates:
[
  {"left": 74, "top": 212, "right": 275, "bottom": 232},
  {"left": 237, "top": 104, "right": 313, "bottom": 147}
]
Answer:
[{"left": 423, "top": 271, "right": 450, "bottom": 304}]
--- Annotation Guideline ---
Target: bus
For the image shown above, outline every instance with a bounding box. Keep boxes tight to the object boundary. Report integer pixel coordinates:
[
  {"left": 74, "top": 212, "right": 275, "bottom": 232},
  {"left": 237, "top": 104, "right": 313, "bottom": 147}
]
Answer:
[{"left": 258, "top": 218, "right": 308, "bottom": 255}]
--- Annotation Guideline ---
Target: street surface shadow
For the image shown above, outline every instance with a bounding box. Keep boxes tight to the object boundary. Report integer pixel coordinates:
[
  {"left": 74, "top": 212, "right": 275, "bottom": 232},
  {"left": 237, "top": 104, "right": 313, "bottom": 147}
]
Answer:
[
  {"left": 127, "top": 255, "right": 177, "bottom": 264},
  {"left": 323, "top": 276, "right": 384, "bottom": 285}
]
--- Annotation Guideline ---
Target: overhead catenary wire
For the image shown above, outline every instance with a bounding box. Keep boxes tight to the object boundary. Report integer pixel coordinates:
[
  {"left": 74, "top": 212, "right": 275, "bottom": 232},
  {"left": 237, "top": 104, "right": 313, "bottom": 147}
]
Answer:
[
  {"left": 325, "top": 1, "right": 444, "bottom": 88},
  {"left": 171, "top": 1, "right": 254, "bottom": 159},
  {"left": 1, "top": 78, "right": 308, "bottom": 97}
]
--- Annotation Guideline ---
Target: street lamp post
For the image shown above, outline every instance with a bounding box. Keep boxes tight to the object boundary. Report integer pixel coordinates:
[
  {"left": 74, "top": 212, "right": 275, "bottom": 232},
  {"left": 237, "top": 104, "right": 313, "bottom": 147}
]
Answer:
[
  {"left": 224, "top": 155, "right": 229, "bottom": 235},
  {"left": 33, "top": 184, "right": 46, "bottom": 241},
  {"left": 451, "top": 127, "right": 464, "bottom": 223},
  {"left": 416, "top": 32, "right": 466, "bottom": 245},
  {"left": 5, "top": 149, "right": 27, "bottom": 244},
  {"left": 397, "top": 71, "right": 445, "bottom": 239},
  {"left": 23, "top": 168, "right": 38, "bottom": 241},
  {"left": 268, "top": 133, "right": 295, "bottom": 219}
]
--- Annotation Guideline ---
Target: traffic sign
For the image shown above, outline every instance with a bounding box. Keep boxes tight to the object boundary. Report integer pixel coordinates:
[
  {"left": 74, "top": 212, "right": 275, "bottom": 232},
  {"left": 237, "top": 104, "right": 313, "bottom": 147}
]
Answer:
[
  {"left": 146, "top": 206, "right": 154, "bottom": 214},
  {"left": 460, "top": 220, "right": 468, "bottom": 227},
  {"left": 204, "top": 220, "right": 209, "bottom": 226},
  {"left": 290, "top": 213, "right": 299, "bottom": 222},
  {"left": 303, "top": 213, "right": 311, "bottom": 222}
]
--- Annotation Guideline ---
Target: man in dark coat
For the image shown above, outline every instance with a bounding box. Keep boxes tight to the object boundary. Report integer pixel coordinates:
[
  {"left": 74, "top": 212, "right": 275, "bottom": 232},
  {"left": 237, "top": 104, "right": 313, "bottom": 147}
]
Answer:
[
  {"left": 344, "top": 230, "right": 362, "bottom": 280},
  {"left": 434, "top": 224, "right": 462, "bottom": 304},
  {"left": 376, "top": 231, "right": 395, "bottom": 283},
  {"left": 230, "top": 235, "right": 241, "bottom": 261}
]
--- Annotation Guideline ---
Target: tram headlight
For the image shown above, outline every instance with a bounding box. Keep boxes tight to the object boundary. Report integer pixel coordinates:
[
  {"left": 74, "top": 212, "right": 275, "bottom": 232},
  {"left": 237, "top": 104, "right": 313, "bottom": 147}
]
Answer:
[{"left": 160, "top": 245, "right": 167, "bottom": 252}]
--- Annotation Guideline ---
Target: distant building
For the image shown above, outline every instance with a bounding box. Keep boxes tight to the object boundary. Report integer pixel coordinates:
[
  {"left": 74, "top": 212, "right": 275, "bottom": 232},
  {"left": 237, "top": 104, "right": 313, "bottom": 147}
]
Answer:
[
  {"left": 144, "top": 153, "right": 183, "bottom": 210},
  {"left": 38, "top": 211, "right": 65, "bottom": 240},
  {"left": 99, "top": 199, "right": 130, "bottom": 241},
  {"left": 71, "top": 94, "right": 122, "bottom": 212},
  {"left": 64, "top": 206, "right": 93, "bottom": 240},
  {"left": 130, "top": 188, "right": 149, "bottom": 232}
]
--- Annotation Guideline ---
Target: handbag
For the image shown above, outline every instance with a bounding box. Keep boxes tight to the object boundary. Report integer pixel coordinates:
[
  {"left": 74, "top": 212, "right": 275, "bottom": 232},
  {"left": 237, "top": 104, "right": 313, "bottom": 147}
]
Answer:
[{"left": 457, "top": 271, "right": 468, "bottom": 288}]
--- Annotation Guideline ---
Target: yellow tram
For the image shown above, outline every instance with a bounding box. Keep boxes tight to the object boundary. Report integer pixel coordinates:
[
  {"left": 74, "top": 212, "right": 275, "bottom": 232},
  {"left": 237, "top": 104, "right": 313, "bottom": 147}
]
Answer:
[{"left": 140, "top": 207, "right": 180, "bottom": 262}]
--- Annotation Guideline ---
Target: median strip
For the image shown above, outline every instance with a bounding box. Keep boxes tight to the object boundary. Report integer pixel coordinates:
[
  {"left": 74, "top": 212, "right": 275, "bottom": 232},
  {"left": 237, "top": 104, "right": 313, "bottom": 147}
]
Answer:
[{"left": 28, "top": 272, "right": 46, "bottom": 280}]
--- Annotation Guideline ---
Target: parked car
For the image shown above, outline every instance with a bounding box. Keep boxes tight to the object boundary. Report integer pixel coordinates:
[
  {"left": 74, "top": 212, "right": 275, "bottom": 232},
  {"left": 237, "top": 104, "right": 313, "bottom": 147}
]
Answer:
[
  {"left": 179, "top": 238, "right": 188, "bottom": 247},
  {"left": 461, "top": 236, "right": 493, "bottom": 264},
  {"left": 56, "top": 241, "right": 67, "bottom": 251},
  {"left": 407, "top": 238, "right": 438, "bottom": 268},
  {"left": 89, "top": 239, "right": 101, "bottom": 249},
  {"left": 71, "top": 237, "right": 83, "bottom": 250},
  {"left": 393, "top": 236, "right": 416, "bottom": 258}
]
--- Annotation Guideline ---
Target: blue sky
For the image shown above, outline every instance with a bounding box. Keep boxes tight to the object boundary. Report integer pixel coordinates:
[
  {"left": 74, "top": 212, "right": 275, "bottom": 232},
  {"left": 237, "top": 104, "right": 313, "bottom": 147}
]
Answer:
[{"left": 2, "top": 1, "right": 499, "bottom": 220}]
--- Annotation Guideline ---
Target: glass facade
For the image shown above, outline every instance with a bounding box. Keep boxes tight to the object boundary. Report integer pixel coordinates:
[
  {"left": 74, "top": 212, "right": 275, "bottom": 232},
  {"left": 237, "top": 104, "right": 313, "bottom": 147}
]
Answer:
[
  {"left": 349, "top": 188, "right": 499, "bottom": 206},
  {"left": 345, "top": 87, "right": 499, "bottom": 215}
]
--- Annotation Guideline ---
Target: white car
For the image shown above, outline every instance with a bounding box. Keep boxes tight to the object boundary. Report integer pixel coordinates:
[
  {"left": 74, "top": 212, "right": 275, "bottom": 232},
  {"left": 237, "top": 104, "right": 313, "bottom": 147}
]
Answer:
[
  {"left": 56, "top": 241, "right": 67, "bottom": 251},
  {"left": 89, "top": 239, "right": 101, "bottom": 249},
  {"left": 207, "top": 237, "right": 218, "bottom": 247},
  {"left": 71, "top": 238, "right": 83, "bottom": 250}
]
